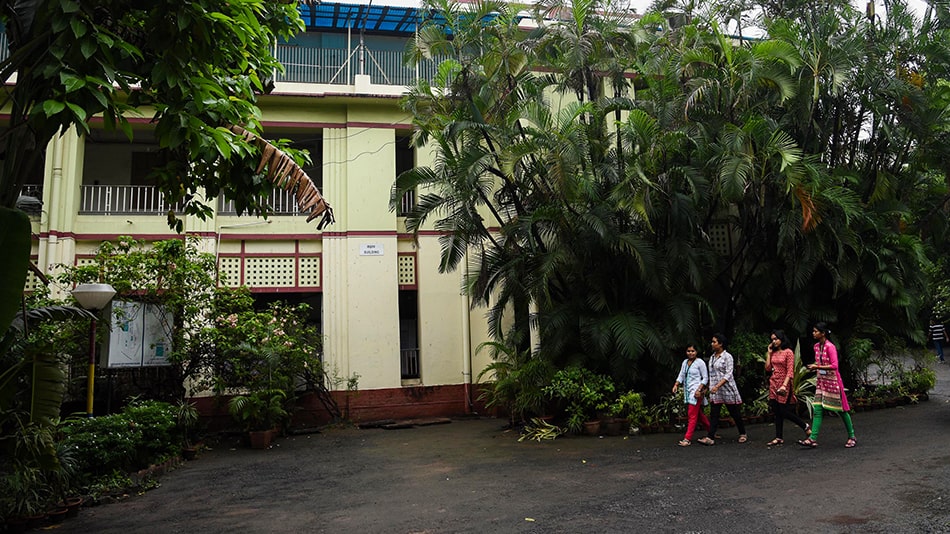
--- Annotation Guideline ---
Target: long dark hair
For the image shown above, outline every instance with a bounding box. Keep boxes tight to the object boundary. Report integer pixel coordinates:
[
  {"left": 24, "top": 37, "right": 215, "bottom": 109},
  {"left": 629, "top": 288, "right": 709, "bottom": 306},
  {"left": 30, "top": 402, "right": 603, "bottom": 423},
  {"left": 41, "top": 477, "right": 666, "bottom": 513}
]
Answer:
[{"left": 770, "top": 329, "right": 791, "bottom": 351}]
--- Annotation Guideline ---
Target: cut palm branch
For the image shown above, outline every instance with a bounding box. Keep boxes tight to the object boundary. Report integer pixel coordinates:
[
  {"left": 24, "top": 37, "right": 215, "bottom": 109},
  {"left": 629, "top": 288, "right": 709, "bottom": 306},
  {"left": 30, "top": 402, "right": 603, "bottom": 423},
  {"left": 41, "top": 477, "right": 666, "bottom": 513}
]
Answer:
[{"left": 229, "top": 125, "right": 335, "bottom": 229}]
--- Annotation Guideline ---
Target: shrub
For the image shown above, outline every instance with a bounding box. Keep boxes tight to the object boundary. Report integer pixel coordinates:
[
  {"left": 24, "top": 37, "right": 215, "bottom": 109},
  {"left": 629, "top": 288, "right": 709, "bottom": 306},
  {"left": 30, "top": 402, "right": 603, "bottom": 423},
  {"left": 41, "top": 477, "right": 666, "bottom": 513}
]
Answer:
[
  {"left": 59, "top": 400, "right": 181, "bottom": 482},
  {"left": 544, "top": 367, "right": 615, "bottom": 433}
]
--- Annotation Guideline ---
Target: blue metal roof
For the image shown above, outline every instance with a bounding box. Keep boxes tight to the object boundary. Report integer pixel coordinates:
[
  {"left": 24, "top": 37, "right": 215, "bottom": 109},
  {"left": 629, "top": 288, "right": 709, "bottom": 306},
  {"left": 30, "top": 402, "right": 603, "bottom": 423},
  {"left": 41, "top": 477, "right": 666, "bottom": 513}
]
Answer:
[
  {"left": 297, "top": 2, "right": 513, "bottom": 36},
  {"left": 298, "top": 2, "right": 422, "bottom": 35}
]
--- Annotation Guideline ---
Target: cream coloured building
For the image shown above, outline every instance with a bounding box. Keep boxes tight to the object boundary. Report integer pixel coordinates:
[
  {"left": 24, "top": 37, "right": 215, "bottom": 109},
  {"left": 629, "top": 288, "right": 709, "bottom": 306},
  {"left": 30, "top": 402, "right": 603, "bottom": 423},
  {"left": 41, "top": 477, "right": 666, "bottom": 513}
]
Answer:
[{"left": 17, "top": 2, "right": 497, "bottom": 422}]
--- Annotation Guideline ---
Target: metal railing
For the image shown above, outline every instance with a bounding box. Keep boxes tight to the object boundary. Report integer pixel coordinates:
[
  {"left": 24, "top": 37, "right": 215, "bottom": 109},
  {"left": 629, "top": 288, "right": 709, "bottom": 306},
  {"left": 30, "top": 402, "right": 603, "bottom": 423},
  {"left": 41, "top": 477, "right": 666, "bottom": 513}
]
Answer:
[
  {"left": 19, "top": 184, "right": 43, "bottom": 198},
  {"left": 0, "top": 30, "right": 443, "bottom": 88},
  {"left": 218, "top": 188, "right": 302, "bottom": 216},
  {"left": 79, "top": 184, "right": 185, "bottom": 215},
  {"left": 400, "top": 348, "right": 420, "bottom": 379},
  {"left": 398, "top": 189, "right": 416, "bottom": 216},
  {"left": 275, "top": 44, "right": 444, "bottom": 87}
]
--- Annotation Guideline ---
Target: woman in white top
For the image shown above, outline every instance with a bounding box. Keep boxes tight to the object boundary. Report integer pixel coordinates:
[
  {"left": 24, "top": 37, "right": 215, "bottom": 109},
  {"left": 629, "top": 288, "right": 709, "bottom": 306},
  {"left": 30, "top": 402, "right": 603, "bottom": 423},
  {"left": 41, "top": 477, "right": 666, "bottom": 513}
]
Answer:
[{"left": 672, "top": 344, "right": 709, "bottom": 447}]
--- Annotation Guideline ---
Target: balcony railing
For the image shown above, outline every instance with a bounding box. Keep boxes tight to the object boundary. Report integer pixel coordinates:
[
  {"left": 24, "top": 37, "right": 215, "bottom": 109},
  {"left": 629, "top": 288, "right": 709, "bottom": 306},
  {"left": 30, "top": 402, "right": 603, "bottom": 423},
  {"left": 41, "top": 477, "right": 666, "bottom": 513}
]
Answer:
[
  {"left": 0, "top": 31, "right": 443, "bottom": 88},
  {"left": 275, "top": 44, "right": 443, "bottom": 86},
  {"left": 218, "top": 189, "right": 302, "bottom": 216},
  {"left": 79, "top": 185, "right": 184, "bottom": 215}
]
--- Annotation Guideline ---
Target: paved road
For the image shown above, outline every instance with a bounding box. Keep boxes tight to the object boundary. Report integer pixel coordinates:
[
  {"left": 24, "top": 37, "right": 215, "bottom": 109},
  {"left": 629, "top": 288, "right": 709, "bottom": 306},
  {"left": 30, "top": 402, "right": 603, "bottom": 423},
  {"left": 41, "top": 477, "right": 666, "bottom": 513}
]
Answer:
[{"left": 60, "top": 364, "right": 950, "bottom": 534}]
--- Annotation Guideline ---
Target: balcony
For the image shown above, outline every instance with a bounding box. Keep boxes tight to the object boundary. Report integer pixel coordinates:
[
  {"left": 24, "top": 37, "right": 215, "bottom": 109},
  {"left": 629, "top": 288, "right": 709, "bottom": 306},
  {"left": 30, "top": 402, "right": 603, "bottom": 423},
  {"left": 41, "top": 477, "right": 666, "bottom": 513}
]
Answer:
[{"left": 275, "top": 44, "right": 442, "bottom": 87}]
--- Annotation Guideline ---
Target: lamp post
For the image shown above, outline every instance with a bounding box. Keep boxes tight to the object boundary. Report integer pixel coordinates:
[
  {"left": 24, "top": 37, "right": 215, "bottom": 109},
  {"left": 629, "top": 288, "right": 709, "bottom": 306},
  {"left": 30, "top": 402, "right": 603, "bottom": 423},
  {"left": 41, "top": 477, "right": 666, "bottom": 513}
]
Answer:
[{"left": 71, "top": 283, "right": 116, "bottom": 417}]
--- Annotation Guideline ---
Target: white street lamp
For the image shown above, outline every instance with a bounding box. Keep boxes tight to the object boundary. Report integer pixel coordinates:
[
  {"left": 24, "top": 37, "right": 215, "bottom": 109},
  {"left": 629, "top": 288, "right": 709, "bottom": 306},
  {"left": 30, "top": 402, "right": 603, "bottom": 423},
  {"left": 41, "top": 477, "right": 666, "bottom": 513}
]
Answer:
[{"left": 71, "top": 283, "right": 116, "bottom": 417}]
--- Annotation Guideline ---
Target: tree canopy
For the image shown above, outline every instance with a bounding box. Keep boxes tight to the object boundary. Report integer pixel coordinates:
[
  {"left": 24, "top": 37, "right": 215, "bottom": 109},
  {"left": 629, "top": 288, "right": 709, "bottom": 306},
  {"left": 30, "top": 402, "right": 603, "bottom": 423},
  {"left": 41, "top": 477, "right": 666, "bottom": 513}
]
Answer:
[
  {"left": 0, "top": 0, "right": 332, "bottom": 347},
  {"left": 395, "top": 0, "right": 950, "bottom": 391}
]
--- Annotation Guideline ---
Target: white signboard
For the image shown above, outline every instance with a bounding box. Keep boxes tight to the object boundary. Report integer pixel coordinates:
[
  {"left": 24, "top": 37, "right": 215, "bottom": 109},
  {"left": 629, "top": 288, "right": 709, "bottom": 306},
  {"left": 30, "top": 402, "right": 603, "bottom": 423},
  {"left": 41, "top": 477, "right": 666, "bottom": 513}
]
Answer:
[
  {"left": 359, "top": 243, "right": 384, "bottom": 256},
  {"left": 105, "top": 301, "right": 173, "bottom": 368}
]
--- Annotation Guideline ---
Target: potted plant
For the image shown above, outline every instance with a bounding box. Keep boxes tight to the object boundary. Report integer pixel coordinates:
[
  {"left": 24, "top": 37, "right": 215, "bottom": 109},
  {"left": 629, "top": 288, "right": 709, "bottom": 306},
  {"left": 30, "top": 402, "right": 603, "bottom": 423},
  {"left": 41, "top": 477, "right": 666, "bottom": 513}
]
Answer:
[
  {"left": 604, "top": 391, "right": 644, "bottom": 436},
  {"left": 175, "top": 400, "right": 201, "bottom": 460},
  {"left": 543, "top": 367, "right": 615, "bottom": 434},
  {"left": 228, "top": 389, "right": 289, "bottom": 449}
]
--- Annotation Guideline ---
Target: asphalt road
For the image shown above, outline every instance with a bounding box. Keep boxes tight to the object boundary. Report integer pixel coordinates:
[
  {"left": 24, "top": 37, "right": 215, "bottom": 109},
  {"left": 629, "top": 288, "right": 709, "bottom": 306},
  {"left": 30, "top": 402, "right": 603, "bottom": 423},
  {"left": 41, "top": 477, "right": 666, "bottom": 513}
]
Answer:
[{"left": 59, "top": 363, "right": 950, "bottom": 534}]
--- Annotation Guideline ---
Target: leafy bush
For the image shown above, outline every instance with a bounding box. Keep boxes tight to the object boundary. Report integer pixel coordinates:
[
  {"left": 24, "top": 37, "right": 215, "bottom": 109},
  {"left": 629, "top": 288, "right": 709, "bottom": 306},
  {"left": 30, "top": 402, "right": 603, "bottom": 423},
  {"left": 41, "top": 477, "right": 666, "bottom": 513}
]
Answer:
[
  {"left": 59, "top": 400, "right": 181, "bottom": 482},
  {"left": 544, "top": 367, "right": 615, "bottom": 433},
  {"left": 476, "top": 342, "right": 555, "bottom": 424},
  {"left": 190, "top": 287, "right": 323, "bottom": 396}
]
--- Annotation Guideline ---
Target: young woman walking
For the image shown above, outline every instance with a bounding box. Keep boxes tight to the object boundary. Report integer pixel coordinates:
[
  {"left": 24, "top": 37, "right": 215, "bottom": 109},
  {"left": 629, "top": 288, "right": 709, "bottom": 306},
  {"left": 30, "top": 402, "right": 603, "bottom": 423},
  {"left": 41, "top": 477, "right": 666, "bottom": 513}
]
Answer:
[
  {"left": 697, "top": 333, "right": 746, "bottom": 446},
  {"left": 764, "top": 329, "right": 809, "bottom": 447},
  {"left": 672, "top": 344, "right": 709, "bottom": 447},
  {"left": 798, "top": 322, "right": 856, "bottom": 448}
]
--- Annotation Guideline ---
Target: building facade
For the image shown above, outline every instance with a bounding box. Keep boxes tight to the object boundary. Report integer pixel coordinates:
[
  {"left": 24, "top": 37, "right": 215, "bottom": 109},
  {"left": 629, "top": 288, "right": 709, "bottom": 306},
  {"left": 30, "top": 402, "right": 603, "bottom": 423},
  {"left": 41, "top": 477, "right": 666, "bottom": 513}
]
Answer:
[{"left": 15, "top": 2, "right": 497, "bottom": 422}]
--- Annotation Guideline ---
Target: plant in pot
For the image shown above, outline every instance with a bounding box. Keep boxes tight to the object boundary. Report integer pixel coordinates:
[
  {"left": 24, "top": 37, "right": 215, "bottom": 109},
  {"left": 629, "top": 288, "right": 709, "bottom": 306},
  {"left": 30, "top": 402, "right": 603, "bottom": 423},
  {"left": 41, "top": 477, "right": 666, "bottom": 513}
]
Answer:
[
  {"left": 605, "top": 390, "right": 643, "bottom": 436},
  {"left": 475, "top": 341, "right": 555, "bottom": 426},
  {"left": 228, "top": 389, "right": 289, "bottom": 449},
  {"left": 655, "top": 392, "right": 685, "bottom": 431},
  {"left": 543, "top": 366, "right": 614, "bottom": 434},
  {"left": 175, "top": 400, "right": 201, "bottom": 460}
]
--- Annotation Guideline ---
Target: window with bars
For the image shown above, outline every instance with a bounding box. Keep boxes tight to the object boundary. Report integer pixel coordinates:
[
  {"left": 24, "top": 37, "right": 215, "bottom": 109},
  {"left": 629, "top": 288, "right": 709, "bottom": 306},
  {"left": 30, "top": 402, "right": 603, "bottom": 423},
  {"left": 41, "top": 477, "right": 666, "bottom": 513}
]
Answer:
[{"left": 396, "top": 133, "right": 416, "bottom": 216}]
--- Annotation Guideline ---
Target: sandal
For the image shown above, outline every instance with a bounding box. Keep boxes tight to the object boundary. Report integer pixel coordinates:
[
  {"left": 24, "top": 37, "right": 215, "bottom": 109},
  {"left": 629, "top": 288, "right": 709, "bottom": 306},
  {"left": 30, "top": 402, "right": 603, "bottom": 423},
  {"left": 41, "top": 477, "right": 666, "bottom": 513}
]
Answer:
[
  {"left": 678, "top": 439, "right": 691, "bottom": 447},
  {"left": 797, "top": 438, "right": 818, "bottom": 448},
  {"left": 738, "top": 434, "right": 748, "bottom": 443},
  {"left": 845, "top": 437, "right": 857, "bottom": 448},
  {"left": 766, "top": 438, "right": 783, "bottom": 447},
  {"left": 697, "top": 437, "right": 715, "bottom": 446}
]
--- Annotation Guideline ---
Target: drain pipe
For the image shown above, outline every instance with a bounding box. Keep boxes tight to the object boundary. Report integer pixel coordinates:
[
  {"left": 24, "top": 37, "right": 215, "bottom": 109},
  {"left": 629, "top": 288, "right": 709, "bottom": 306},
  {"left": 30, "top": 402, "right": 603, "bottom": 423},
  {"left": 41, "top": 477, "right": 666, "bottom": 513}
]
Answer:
[{"left": 461, "top": 251, "right": 474, "bottom": 414}]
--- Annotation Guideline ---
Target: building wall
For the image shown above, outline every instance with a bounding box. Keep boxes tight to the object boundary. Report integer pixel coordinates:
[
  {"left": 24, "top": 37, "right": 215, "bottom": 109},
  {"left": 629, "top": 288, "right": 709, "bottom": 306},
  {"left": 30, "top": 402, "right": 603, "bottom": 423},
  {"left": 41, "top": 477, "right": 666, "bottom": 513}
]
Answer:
[{"left": 24, "top": 84, "right": 499, "bottom": 423}]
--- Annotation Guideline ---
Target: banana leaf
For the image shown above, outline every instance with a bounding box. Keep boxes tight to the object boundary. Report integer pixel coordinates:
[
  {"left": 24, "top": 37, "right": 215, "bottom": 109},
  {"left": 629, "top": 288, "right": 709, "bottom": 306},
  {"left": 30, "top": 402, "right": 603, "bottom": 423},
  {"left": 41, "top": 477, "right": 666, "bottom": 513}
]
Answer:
[{"left": 0, "top": 207, "right": 32, "bottom": 356}]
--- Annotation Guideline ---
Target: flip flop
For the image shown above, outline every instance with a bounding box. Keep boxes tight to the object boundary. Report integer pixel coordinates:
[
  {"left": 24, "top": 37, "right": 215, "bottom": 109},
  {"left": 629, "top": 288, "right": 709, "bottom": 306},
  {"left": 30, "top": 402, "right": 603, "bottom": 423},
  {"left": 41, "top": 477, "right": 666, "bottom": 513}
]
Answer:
[
  {"left": 845, "top": 437, "right": 856, "bottom": 448},
  {"left": 738, "top": 434, "right": 748, "bottom": 443},
  {"left": 678, "top": 439, "right": 691, "bottom": 447},
  {"left": 697, "top": 437, "right": 715, "bottom": 446},
  {"left": 766, "top": 438, "right": 783, "bottom": 447}
]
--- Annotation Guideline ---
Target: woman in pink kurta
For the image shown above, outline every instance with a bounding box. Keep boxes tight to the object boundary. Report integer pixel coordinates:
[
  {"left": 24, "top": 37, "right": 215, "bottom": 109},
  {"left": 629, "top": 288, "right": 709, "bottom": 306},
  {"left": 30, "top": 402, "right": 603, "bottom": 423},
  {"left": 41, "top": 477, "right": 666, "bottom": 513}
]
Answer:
[
  {"left": 764, "top": 329, "right": 809, "bottom": 447},
  {"left": 798, "top": 322, "right": 856, "bottom": 449}
]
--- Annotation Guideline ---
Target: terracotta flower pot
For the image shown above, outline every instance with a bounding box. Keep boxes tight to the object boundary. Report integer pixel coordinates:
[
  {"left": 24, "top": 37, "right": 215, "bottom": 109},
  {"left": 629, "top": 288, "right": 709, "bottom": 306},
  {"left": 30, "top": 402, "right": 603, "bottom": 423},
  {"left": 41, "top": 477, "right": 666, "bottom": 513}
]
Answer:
[
  {"left": 582, "top": 420, "right": 602, "bottom": 435},
  {"left": 248, "top": 430, "right": 273, "bottom": 449}
]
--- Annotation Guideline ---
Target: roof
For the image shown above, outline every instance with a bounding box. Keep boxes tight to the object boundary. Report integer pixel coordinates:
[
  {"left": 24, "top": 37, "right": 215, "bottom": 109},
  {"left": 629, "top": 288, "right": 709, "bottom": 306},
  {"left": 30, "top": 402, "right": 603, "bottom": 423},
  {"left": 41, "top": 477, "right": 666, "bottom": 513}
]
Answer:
[
  {"left": 298, "top": 2, "right": 422, "bottom": 35},
  {"left": 297, "top": 1, "right": 517, "bottom": 36}
]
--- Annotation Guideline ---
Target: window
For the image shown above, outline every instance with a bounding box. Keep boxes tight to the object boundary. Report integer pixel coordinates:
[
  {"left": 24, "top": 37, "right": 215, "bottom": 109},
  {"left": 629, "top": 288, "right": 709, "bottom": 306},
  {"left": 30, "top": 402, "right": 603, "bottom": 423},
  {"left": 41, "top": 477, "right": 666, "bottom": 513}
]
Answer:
[
  {"left": 395, "top": 133, "right": 415, "bottom": 216},
  {"left": 399, "top": 289, "right": 420, "bottom": 380}
]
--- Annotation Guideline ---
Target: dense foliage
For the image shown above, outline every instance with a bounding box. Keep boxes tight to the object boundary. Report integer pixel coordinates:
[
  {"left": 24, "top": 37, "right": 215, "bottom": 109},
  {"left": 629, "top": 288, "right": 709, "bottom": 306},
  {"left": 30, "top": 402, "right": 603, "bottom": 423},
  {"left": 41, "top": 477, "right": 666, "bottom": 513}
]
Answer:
[
  {"left": 396, "top": 0, "right": 950, "bottom": 402},
  {"left": 59, "top": 400, "right": 183, "bottom": 480}
]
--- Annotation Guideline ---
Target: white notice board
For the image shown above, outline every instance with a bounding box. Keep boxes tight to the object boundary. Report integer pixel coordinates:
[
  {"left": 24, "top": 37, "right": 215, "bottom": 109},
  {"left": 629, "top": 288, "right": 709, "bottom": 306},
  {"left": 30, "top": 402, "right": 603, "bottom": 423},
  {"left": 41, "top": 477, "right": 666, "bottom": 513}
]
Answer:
[{"left": 105, "top": 301, "right": 173, "bottom": 368}]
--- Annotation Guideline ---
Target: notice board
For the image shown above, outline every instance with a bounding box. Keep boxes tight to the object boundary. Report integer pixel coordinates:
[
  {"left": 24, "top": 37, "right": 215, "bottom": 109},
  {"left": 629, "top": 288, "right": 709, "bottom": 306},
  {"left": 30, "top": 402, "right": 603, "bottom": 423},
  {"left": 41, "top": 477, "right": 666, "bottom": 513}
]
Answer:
[{"left": 104, "top": 301, "right": 173, "bottom": 368}]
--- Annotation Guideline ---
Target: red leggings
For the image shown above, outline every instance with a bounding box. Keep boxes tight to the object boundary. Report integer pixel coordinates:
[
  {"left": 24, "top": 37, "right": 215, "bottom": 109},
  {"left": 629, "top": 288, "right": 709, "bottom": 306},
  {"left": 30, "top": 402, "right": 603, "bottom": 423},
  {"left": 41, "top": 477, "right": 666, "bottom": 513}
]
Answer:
[{"left": 684, "top": 403, "right": 710, "bottom": 441}]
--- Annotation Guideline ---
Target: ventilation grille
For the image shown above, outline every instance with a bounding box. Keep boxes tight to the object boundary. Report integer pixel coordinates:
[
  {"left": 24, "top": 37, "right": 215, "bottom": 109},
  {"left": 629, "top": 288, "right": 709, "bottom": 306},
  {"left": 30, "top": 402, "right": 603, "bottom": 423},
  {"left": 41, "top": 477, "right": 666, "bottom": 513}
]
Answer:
[
  {"left": 299, "top": 256, "right": 321, "bottom": 287},
  {"left": 24, "top": 267, "right": 39, "bottom": 293},
  {"left": 245, "top": 257, "right": 295, "bottom": 287},
  {"left": 708, "top": 222, "right": 733, "bottom": 256},
  {"left": 398, "top": 254, "right": 415, "bottom": 286},
  {"left": 219, "top": 257, "right": 242, "bottom": 287},
  {"left": 217, "top": 254, "right": 322, "bottom": 290}
]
